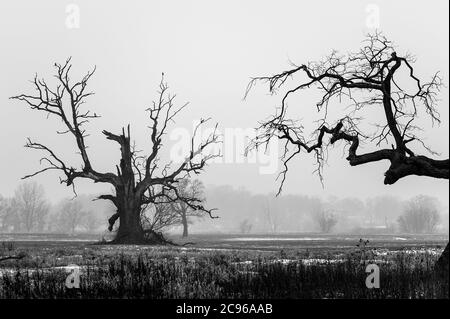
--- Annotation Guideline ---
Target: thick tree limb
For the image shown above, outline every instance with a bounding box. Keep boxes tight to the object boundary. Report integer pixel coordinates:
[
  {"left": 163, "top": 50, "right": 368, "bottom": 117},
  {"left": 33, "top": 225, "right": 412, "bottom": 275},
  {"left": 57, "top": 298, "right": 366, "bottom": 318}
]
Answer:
[{"left": 11, "top": 58, "right": 118, "bottom": 188}]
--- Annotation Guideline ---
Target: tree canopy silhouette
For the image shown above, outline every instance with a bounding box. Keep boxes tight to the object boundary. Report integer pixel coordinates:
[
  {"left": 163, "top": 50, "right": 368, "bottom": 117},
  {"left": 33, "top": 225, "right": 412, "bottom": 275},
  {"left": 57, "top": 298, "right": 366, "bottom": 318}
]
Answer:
[{"left": 246, "top": 33, "right": 448, "bottom": 195}]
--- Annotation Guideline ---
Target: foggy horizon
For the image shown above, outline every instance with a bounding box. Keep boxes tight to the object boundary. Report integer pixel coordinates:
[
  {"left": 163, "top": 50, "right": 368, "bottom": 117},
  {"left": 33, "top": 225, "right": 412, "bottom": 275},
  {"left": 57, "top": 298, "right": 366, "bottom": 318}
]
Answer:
[{"left": 2, "top": 180, "right": 448, "bottom": 236}]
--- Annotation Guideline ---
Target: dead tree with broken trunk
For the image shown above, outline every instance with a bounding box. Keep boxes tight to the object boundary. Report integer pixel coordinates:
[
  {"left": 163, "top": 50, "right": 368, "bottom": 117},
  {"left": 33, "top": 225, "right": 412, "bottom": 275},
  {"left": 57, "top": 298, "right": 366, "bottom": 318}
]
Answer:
[{"left": 11, "top": 59, "right": 220, "bottom": 244}]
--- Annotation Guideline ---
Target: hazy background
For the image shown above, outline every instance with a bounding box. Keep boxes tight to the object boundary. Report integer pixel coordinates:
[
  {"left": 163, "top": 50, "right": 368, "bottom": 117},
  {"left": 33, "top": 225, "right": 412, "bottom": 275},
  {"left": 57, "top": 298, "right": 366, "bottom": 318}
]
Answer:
[{"left": 0, "top": 1, "right": 448, "bottom": 221}]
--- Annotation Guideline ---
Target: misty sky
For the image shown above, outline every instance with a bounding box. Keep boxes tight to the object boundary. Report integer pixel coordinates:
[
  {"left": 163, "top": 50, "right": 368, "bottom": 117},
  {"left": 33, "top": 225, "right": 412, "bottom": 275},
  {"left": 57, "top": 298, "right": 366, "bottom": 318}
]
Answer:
[{"left": 0, "top": 0, "right": 448, "bottom": 206}]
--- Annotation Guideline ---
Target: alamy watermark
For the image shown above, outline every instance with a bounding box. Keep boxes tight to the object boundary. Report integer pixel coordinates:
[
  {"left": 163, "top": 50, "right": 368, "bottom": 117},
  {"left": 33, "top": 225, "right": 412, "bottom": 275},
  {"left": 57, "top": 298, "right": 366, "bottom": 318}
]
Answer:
[
  {"left": 65, "top": 264, "right": 81, "bottom": 289},
  {"left": 365, "top": 4, "right": 380, "bottom": 29},
  {"left": 65, "top": 4, "right": 80, "bottom": 29},
  {"left": 365, "top": 264, "right": 380, "bottom": 289},
  {"left": 170, "top": 122, "right": 279, "bottom": 175}
]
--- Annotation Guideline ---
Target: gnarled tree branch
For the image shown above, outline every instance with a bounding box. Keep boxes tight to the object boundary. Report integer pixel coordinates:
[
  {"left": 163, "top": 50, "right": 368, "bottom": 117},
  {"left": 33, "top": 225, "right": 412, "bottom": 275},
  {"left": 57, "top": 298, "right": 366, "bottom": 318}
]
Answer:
[{"left": 246, "top": 32, "right": 448, "bottom": 194}]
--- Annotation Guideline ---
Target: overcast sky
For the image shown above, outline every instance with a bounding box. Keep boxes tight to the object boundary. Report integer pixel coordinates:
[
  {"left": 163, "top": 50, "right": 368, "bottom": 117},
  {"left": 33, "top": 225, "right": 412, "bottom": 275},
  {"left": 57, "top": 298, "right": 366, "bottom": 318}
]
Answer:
[{"left": 0, "top": 0, "right": 448, "bottom": 205}]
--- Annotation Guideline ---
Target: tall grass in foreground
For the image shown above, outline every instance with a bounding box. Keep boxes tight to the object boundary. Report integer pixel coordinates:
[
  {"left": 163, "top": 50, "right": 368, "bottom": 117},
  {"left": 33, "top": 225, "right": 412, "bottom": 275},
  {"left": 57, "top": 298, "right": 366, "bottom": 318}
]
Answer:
[{"left": 0, "top": 248, "right": 448, "bottom": 299}]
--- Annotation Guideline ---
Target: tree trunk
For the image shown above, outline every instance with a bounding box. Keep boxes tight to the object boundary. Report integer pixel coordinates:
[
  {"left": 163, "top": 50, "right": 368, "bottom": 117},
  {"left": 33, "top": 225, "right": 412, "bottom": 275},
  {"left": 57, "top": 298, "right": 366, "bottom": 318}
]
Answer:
[
  {"left": 114, "top": 205, "right": 145, "bottom": 244},
  {"left": 106, "top": 127, "right": 150, "bottom": 244},
  {"left": 182, "top": 215, "right": 188, "bottom": 238},
  {"left": 110, "top": 191, "right": 170, "bottom": 245},
  {"left": 436, "top": 242, "right": 449, "bottom": 275},
  {"left": 103, "top": 126, "right": 172, "bottom": 245}
]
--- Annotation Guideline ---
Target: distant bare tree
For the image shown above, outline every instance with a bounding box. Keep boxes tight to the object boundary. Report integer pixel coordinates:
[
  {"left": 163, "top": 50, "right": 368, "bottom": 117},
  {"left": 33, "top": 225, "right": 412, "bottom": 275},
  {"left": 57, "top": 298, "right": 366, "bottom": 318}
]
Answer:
[
  {"left": 140, "top": 201, "right": 178, "bottom": 234},
  {"left": 397, "top": 195, "right": 441, "bottom": 233},
  {"left": 11, "top": 59, "right": 220, "bottom": 244},
  {"left": 316, "top": 210, "right": 338, "bottom": 233},
  {"left": 12, "top": 182, "right": 49, "bottom": 232},
  {"left": 0, "top": 195, "right": 5, "bottom": 230},
  {"left": 81, "top": 210, "right": 101, "bottom": 233},
  {"left": 0, "top": 195, "right": 18, "bottom": 232},
  {"left": 311, "top": 199, "right": 338, "bottom": 233},
  {"left": 365, "top": 195, "right": 403, "bottom": 227},
  {"left": 54, "top": 198, "right": 86, "bottom": 234},
  {"left": 170, "top": 179, "right": 208, "bottom": 238},
  {"left": 264, "top": 198, "right": 279, "bottom": 233},
  {"left": 238, "top": 219, "right": 253, "bottom": 234}
]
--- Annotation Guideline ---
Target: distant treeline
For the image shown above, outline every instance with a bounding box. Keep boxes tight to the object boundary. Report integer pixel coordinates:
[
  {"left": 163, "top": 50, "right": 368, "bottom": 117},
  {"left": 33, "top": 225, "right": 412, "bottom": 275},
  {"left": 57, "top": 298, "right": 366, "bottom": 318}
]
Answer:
[
  {"left": 0, "top": 182, "right": 111, "bottom": 234},
  {"left": 0, "top": 182, "right": 448, "bottom": 235},
  {"left": 198, "top": 185, "right": 448, "bottom": 235}
]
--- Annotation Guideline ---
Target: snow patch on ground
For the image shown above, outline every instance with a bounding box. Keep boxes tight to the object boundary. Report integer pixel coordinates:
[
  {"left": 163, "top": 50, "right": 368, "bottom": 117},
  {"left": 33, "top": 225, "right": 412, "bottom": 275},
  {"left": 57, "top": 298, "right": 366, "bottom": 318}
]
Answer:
[{"left": 225, "top": 237, "right": 328, "bottom": 241}]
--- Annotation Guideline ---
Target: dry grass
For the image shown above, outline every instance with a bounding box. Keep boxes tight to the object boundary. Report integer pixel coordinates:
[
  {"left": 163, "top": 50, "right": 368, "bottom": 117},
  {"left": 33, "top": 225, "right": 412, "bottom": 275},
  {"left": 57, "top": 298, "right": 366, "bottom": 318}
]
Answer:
[{"left": 0, "top": 241, "right": 448, "bottom": 299}]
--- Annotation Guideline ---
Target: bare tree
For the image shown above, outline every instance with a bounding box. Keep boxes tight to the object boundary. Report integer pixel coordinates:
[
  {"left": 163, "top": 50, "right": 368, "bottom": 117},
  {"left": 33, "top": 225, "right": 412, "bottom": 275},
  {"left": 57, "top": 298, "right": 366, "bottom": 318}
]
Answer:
[
  {"left": 238, "top": 219, "right": 253, "bottom": 234},
  {"left": 11, "top": 59, "right": 220, "bottom": 244},
  {"left": 397, "top": 195, "right": 441, "bottom": 234},
  {"left": 365, "top": 195, "right": 402, "bottom": 228},
  {"left": 263, "top": 199, "right": 279, "bottom": 233},
  {"left": 81, "top": 210, "right": 101, "bottom": 233},
  {"left": 54, "top": 198, "right": 86, "bottom": 234},
  {"left": 245, "top": 32, "right": 449, "bottom": 265},
  {"left": 169, "top": 178, "right": 208, "bottom": 238},
  {"left": 140, "top": 201, "right": 179, "bottom": 234},
  {"left": 0, "top": 195, "right": 6, "bottom": 231},
  {"left": 311, "top": 199, "right": 338, "bottom": 233},
  {"left": 315, "top": 211, "right": 338, "bottom": 233},
  {"left": 0, "top": 195, "right": 17, "bottom": 232},
  {"left": 12, "top": 182, "right": 49, "bottom": 233}
]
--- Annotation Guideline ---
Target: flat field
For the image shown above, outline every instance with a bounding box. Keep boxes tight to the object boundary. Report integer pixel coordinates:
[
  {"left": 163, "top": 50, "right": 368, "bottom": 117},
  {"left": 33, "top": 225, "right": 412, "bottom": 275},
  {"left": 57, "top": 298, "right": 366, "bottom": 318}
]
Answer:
[{"left": 0, "top": 233, "right": 448, "bottom": 299}]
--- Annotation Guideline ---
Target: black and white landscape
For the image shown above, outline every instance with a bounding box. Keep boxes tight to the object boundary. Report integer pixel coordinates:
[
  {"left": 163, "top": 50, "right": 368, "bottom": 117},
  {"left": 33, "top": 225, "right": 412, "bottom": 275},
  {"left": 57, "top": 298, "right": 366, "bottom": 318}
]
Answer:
[{"left": 0, "top": 0, "right": 448, "bottom": 302}]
